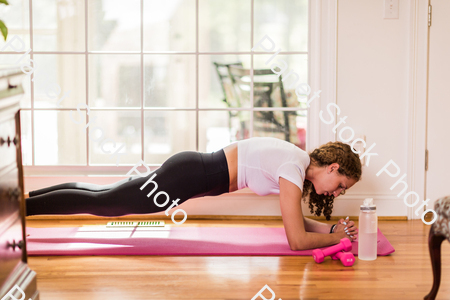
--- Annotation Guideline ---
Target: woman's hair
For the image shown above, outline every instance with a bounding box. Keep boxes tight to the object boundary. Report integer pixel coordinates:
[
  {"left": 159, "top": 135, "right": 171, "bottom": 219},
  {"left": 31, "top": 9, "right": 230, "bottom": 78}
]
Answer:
[{"left": 302, "top": 141, "right": 362, "bottom": 221}]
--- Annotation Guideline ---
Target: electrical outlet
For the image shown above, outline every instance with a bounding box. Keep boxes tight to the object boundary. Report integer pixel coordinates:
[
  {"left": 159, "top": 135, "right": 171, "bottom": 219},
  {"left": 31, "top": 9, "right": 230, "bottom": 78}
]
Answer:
[{"left": 383, "top": 0, "right": 399, "bottom": 19}]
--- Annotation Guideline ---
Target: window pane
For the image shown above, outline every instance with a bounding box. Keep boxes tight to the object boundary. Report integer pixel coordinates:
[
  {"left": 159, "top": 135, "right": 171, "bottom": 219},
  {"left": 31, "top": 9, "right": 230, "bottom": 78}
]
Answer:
[
  {"left": 199, "top": 0, "right": 251, "bottom": 52},
  {"left": 254, "top": 0, "right": 308, "bottom": 52},
  {"left": 144, "top": 55, "right": 195, "bottom": 108},
  {"left": 89, "top": 110, "right": 141, "bottom": 165},
  {"left": 35, "top": 110, "right": 87, "bottom": 165},
  {"left": 253, "top": 54, "right": 308, "bottom": 108},
  {"left": 253, "top": 110, "right": 306, "bottom": 150},
  {"left": 199, "top": 55, "right": 250, "bottom": 108},
  {"left": 32, "top": 0, "right": 85, "bottom": 51},
  {"left": 0, "top": 0, "right": 30, "bottom": 52},
  {"left": 143, "top": 0, "right": 195, "bottom": 52},
  {"left": 199, "top": 110, "right": 250, "bottom": 152},
  {"left": 33, "top": 54, "right": 86, "bottom": 109},
  {"left": 89, "top": 54, "right": 140, "bottom": 108},
  {"left": 20, "top": 110, "right": 32, "bottom": 165},
  {"left": 144, "top": 111, "right": 196, "bottom": 164},
  {"left": 88, "top": 0, "right": 140, "bottom": 51},
  {"left": 19, "top": 0, "right": 311, "bottom": 168}
]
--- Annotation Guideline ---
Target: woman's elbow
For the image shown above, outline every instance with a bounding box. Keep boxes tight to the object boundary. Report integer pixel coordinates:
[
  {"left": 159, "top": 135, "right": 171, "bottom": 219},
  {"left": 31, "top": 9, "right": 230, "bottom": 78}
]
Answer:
[
  {"left": 290, "top": 245, "right": 299, "bottom": 251},
  {"left": 288, "top": 234, "right": 308, "bottom": 251},
  {"left": 290, "top": 244, "right": 307, "bottom": 251},
  {"left": 288, "top": 241, "right": 304, "bottom": 251}
]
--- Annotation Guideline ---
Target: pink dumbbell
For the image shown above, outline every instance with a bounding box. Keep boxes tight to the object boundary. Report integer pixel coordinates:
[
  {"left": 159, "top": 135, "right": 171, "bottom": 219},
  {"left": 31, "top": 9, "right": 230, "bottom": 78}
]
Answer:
[
  {"left": 312, "top": 238, "right": 352, "bottom": 263},
  {"left": 331, "top": 251, "right": 355, "bottom": 266}
]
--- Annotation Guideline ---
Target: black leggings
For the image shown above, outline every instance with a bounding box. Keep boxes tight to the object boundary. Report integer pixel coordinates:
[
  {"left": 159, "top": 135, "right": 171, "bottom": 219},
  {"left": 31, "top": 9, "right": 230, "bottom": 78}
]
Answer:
[{"left": 26, "top": 149, "right": 230, "bottom": 217}]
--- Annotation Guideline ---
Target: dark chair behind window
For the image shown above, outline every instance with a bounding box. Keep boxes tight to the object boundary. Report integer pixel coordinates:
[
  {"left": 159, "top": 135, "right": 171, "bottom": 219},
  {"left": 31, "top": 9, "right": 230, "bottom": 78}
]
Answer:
[
  {"left": 227, "top": 65, "right": 296, "bottom": 143},
  {"left": 212, "top": 62, "right": 248, "bottom": 140}
]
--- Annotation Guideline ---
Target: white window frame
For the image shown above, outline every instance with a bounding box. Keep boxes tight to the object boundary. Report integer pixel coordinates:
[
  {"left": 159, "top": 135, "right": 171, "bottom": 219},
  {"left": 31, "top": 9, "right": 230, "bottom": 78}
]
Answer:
[{"left": 21, "top": 0, "right": 338, "bottom": 203}]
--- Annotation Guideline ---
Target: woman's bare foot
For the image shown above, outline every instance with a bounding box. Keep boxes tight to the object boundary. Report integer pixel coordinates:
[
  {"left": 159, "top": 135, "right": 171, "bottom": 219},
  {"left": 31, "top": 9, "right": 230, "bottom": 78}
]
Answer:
[{"left": 24, "top": 192, "right": 29, "bottom": 199}]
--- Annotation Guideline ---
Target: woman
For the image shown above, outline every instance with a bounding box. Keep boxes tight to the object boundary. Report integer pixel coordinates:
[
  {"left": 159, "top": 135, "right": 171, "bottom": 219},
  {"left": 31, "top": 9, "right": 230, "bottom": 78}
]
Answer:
[{"left": 25, "top": 137, "right": 362, "bottom": 251}]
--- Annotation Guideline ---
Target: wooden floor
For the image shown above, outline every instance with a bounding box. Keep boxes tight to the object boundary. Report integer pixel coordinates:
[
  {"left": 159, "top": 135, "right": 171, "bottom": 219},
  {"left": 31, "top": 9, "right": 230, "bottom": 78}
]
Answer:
[{"left": 24, "top": 218, "right": 448, "bottom": 300}]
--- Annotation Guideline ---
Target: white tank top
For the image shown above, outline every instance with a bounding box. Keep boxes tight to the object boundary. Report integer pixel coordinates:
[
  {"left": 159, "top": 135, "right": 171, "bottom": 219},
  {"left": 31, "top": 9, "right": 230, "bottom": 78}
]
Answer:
[{"left": 237, "top": 137, "right": 310, "bottom": 195}]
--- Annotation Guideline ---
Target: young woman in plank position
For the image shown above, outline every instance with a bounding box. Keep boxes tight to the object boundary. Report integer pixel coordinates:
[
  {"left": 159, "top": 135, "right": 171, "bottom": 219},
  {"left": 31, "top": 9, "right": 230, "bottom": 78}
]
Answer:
[{"left": 25, "top": 137, "right": 362, "bottom": 251}]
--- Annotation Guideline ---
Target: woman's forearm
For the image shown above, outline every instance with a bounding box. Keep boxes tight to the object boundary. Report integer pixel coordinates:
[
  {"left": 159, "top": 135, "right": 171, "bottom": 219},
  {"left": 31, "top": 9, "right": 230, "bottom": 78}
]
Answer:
[
  {"left": 297, "top": 232, "right": 340, "bottom": 250},
  {"left": 303, "top": 217, "right": 334, "bottom": 234}
]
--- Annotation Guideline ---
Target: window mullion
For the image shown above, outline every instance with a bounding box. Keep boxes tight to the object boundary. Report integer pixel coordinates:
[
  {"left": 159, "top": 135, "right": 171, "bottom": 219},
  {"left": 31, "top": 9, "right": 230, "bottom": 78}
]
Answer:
[
  {"left": 85, "top": 0, "right": 89, "bottom": 167},
  {"left": 250, "top": 0, "right": 254, "bottom": 138},
  {"left": 140, "top": 0, "right": 144, "bottom": 163},
  {"left": 29, "top": 0, "right": 35, "bottom": 166},
  {"left": 195, "top": 0, "right": 199, "bottom": 152}
]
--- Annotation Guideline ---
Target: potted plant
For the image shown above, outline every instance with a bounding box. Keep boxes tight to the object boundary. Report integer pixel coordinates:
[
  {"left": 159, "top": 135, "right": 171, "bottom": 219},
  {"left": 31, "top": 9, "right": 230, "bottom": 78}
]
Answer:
[{"left": 0, "top": 0, "right": 9, "bottom": 41}]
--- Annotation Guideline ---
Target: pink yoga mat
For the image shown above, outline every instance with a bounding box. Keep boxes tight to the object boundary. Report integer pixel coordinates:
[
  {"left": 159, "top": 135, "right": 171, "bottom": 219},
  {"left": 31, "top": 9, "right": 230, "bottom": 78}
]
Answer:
[{"left": 25, "top": 226, "right": 394, "bottom": 256}]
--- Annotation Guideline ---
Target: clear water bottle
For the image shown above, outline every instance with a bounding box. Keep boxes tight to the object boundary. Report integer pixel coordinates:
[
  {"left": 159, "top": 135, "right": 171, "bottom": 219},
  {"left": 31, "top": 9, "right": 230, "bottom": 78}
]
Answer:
[{"left": 358, "top": 198, "right": 377, "bottom": 261}]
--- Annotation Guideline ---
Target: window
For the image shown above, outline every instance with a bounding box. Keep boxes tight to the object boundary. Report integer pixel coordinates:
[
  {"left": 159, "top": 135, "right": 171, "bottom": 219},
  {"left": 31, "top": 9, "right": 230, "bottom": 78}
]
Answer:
[{"left": 0, "top": 0, "right": 310, "bottom": 173}]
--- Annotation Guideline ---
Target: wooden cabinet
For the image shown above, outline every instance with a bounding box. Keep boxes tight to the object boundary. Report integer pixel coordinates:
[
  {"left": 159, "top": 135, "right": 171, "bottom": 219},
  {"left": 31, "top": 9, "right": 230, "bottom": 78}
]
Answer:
[{"left": 0, "top": 68, "right": 39, "bottom": 299}]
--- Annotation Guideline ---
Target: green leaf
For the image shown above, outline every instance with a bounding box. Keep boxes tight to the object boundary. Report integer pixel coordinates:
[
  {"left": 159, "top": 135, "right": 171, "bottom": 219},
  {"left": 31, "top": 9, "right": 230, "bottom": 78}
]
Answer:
[
  {"left": 0, "top": 20, "right": 7, "bottom": 41},
  {"left": 0, "top": 0, "right": 10, "bottom": 5}
]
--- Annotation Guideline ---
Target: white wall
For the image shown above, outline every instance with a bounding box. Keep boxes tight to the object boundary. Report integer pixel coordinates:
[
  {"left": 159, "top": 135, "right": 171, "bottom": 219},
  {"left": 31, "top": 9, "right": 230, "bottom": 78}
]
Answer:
[{"left": 332, "top": 0, "right": 413, "bottom": 218}]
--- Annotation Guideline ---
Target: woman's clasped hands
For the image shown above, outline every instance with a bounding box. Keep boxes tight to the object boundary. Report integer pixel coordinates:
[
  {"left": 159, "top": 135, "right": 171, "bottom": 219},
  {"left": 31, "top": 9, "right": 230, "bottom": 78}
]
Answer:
[{"left": 334, "top": 216, "right": 358, "bottom": 242}]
